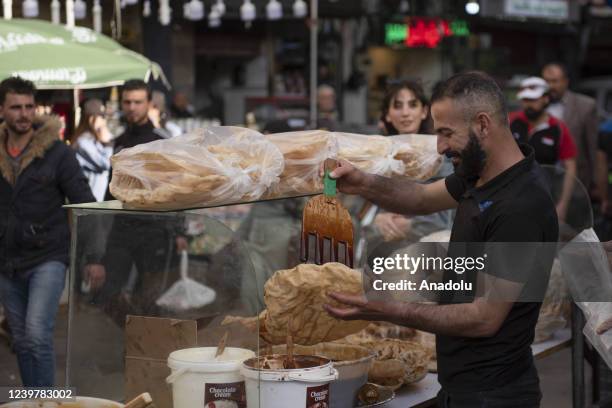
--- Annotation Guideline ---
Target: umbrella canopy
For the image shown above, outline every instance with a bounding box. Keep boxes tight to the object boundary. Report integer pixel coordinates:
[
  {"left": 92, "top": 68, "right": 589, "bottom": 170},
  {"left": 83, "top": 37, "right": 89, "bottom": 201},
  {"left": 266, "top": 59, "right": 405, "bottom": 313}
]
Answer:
[{"left": 0, "top": 19, "right": 168, "bottom": 89}]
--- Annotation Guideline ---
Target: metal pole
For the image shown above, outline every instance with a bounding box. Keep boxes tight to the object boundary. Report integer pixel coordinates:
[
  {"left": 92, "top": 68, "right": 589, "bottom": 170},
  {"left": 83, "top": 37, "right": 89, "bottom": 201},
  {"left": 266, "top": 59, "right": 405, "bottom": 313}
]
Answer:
[
  {"left": 73, "top": 88, "right": 81, "bottom": 140},
  {"left": 572, "top": 303, "right": 585, "bottom": 408},
  {"left": 309, "top": 0, "right": 318, "bottom": 129}
]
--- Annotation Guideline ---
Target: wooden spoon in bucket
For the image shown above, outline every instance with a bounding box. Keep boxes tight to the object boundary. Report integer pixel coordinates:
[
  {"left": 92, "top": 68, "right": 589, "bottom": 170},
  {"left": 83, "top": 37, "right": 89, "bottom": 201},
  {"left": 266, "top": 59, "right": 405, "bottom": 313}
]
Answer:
[
  {"left": 215, "top": 331, "right": 230, "bottom": 358},
  {"left": 124, "top": 393, "right": 153, "bottom": 408},
  {"left": 284, "top": 316, "right": 297, "bottom": 369}
]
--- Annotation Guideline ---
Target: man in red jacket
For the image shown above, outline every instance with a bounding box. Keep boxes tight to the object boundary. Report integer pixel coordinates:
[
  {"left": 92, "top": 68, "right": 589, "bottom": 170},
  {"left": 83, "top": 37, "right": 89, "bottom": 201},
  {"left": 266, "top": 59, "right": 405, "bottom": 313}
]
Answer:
[{"left": 509, "top": 76, "right": 577, "bottom": 221}]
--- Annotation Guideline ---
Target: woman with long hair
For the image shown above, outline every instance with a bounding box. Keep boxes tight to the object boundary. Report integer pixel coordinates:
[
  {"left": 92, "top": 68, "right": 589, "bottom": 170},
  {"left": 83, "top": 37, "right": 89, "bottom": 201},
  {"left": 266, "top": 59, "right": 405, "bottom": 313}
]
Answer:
[
  {"left": 372, "top": 80, "right": 452, "bottom": 243},
  {"left": 380, "top": 80, "right": 431, "bottom": 136},
  {"left": 72, "top": 99, "right": 114, "bottom": 201}
]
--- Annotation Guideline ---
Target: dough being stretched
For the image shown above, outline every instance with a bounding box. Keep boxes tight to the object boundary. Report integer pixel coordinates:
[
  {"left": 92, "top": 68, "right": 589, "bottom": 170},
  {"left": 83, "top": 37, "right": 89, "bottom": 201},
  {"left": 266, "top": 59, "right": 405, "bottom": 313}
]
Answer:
[{"left": 223, "top": 263, "right": 368, "bottom": 345}]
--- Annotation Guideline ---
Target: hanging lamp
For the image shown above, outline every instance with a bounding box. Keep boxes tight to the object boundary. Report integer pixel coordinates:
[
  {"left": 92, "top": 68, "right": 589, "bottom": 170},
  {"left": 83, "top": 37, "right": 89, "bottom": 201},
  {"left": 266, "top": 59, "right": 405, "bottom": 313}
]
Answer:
[
  {"left": 214, "top": 0, "right": 225, "bottom": 16},
  {"left": 209, "top": 4, "right": 221, "bottom": 27},
  {"left": 266, "top": 0, "right": 282, "bottom": 20},
  {"left": 184, "top": 0, "right": 204, "bottom": 21},
  {"left": 240, "top": 0, "right": 255, "bottom": 27},
  {"left": 159, "top": 0, "right": 171, "bottom": 25},
  {"left": 74, "top": 0, "right": 86, "bottom": 19},
  {"left": 293, "top": 0, "right": 306, "bottom": 18},
  {"left": 22, "top": 0, "right": 39, "bottom": 17}
]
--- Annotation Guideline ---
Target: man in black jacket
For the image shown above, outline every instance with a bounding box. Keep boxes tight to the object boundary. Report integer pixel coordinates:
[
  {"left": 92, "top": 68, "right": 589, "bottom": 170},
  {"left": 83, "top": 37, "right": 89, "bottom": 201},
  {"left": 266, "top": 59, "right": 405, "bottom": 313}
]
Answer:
[
  {"left": 86, "top": 80, "right": 186, "bottom": 320},
  {"left": 0, "top": 77, "right": 95, "bottom": 386}
]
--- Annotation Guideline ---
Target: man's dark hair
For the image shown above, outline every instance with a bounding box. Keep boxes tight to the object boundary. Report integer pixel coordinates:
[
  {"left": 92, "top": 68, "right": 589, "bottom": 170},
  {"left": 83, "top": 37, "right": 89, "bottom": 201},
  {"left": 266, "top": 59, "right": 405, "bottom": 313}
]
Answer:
[
  {"left": 542, "top": 61, "right": 569, "bottom": 79},
  {"left": 0, "top": 76, "right": 37, "bottom": 105},
  {"left": 431, "top": 71, "right": 508, "bottom": 126},
  {"left": 121, "top": 79, "right": 152, "bottom": 100}
]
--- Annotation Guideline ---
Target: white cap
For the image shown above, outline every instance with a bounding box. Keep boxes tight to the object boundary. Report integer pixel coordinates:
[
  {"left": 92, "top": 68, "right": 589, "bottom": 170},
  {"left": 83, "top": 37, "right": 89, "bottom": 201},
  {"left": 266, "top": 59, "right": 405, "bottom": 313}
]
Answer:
[{"left": 517, "top": 77, "right": 549, "bottom": 100}]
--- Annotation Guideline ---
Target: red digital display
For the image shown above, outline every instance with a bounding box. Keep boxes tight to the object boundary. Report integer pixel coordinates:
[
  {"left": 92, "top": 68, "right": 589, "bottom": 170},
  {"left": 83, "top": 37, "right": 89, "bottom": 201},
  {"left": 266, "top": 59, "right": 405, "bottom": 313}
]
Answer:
[{"left": 405, "top": 17, "right": 455, "bottom": 48}]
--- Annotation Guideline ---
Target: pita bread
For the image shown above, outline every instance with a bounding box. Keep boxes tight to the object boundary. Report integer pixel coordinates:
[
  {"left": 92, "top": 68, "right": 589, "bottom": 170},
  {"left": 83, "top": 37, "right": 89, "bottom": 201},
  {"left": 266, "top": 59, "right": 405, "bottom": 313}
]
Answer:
[
  {"left": 336, "top": 133, "right": 403, "bottom": 176},
  {"left": 109, "top": 127, "right": 284, "bottom": 210},
  {"left": 364, "top": 339, "right": 430, "bottom": 387},
  {"left": 390, "top": 134, "right": 443, "bottom": 180},
  {"left": 264, "top": 131, "right": 334, "bottom": 197},
  {"left": 223, "top": 263, "right": 368, "bottom": 345}
]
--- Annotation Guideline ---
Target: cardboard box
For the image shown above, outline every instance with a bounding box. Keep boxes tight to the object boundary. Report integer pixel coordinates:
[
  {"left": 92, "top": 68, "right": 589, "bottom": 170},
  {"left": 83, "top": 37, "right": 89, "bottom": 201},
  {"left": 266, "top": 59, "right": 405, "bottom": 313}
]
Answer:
[{"left": 125, "top": 315, "right": 197, "bottom": 408}]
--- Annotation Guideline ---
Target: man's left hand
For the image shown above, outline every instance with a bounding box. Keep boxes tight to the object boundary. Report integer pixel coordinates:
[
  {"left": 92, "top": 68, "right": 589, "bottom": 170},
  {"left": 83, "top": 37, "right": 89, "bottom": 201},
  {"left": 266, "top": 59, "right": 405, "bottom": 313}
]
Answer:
[{"left": 176, "top": 236, "right": 189, "bottom": 252}]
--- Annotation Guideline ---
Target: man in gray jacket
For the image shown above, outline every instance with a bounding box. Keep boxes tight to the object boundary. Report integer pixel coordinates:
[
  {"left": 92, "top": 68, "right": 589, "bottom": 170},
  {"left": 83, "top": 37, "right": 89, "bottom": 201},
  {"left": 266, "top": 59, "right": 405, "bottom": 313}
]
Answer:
[{"left": 542, "top": 62, "right": 599, "bottom": 191}]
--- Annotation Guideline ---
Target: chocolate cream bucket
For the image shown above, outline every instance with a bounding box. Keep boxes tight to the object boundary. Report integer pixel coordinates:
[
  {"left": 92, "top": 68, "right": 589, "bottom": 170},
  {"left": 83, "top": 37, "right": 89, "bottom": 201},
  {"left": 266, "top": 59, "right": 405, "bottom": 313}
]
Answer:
[{"left": 241, "top": 354, "right": 339, "bottom": 408}]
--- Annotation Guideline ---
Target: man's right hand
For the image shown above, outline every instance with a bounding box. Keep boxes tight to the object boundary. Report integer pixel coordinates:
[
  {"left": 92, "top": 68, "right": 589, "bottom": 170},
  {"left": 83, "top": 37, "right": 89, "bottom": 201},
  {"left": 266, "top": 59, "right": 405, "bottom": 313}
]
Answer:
[
  {"left": 84, "top": 263, "right": 106, "bottom": 290},
  {"left": 329, "top": 160, "right": 371, "bottom": 195}
]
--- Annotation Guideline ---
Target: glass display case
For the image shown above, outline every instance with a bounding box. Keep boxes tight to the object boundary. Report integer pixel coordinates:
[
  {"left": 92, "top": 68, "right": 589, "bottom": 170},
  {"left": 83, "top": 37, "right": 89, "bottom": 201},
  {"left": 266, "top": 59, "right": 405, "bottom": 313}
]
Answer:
[
  {"left": 63, "top": 192, "right": 456, "bottom": 408},
  {"left": 64, "top": 197, "right": 320, "bottom": 405}
]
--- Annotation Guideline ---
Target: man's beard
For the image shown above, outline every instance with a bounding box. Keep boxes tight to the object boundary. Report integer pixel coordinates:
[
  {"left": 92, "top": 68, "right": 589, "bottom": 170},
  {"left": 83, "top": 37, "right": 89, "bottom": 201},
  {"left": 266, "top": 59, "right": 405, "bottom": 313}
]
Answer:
[
  {"left": 447, "top": 130, "right": 487, "bottom": 180},
  {"left": 524, "top": 107, "right": 545, "bottom": 121},
  {"left": 8, "top": 120, "right": 33, "bottom": 135},
  {"left": 548, "top": 91, "right": 561, "bottom": 103}
]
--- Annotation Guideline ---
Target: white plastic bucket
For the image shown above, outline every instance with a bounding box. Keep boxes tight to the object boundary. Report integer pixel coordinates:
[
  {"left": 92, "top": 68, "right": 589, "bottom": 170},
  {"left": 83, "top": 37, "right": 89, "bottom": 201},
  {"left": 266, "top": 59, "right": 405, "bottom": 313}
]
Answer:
[
  {"left": 241, "top": 354, "right": 339, "bottom": 408},
  {"left": 167, "top": 347, "right": 255, "bottom": 408}
]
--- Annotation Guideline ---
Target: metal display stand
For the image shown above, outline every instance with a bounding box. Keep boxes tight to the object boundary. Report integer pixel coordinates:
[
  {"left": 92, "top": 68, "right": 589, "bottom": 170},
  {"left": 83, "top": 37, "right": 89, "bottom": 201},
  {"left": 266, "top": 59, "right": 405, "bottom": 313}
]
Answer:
[{"left": 572, "top": 304, "right": 612, "bottom": 408}]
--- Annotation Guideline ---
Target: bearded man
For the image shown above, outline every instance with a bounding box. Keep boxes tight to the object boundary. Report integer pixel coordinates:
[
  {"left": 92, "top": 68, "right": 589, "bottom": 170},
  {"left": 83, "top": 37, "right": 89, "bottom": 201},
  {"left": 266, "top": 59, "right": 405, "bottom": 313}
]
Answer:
[
  {"left": 509, "top": 76, "right": 577, "bottom": 222},
  {"left": 324, "top": 72, "right": 559, "bottom": 408},
  {"left": 0, "top": 77, "right": 95, "bottom": 386}
]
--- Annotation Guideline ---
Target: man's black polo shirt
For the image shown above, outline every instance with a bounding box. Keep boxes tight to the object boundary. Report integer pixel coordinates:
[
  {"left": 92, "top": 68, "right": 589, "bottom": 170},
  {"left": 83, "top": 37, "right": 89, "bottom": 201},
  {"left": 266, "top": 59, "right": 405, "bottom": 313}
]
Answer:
[{"left": 437, "top": 144, "right": 558, "bottom": 392}]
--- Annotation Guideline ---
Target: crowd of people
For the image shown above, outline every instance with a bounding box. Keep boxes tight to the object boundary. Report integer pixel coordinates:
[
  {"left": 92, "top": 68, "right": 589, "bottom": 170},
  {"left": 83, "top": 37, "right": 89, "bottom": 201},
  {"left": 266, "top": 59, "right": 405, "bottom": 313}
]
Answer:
[{"left": 0, "top": 61, "right": 609, "bottom": 407}]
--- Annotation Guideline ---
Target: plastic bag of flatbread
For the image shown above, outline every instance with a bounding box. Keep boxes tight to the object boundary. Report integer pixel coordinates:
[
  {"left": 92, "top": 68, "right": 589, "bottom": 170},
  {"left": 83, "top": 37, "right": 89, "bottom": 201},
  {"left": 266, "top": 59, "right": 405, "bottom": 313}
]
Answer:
[
  {"left": 389, "top": 134, "right": 443, "bottom": 181},
  {"left": 110, "top": 126, "right": 284, "bottom": 210},
  {"left": 264, "top": 130, "right": 337, "bottom": 198},
  {"left": 534, "top": 258, "right": 568, "bottom": 343},
  {"left": 558, "top": 228, "right": 612, "bottom": 369},
  {"left": 222, "top": 263, "right": 368, "bottom": 345},
  {"left": 335, "top": 132, "right": 405, "bottom": 176}
]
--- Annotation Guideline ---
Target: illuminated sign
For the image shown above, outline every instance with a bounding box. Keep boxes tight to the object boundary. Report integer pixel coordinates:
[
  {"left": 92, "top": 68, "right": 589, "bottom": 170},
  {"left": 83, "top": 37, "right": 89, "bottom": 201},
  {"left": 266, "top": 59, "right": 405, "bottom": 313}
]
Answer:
[
  {"left": 385, "top": 18, "right": 470, "bottom": 48},
  {"left": 504, "top": 0, "right": 568, "bottom": 20}
]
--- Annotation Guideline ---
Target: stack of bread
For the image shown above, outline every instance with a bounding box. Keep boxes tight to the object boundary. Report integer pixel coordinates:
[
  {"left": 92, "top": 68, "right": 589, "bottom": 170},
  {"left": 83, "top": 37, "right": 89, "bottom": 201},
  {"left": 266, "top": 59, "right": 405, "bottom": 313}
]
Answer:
[
  {"left": 335, "top": 132, "right": 404, "bottom": 176},
  {"left": 390, "top": 134, "right": 443, "bottom": 180},
  {"left": 110, "top": 126, "right": 284, "bottom": 210},
  {"left": 110, "top": 127, "right": 443, "bottom": 209},
  {"left": 263, "top": 130, "right": 337, "bottom": 198}
]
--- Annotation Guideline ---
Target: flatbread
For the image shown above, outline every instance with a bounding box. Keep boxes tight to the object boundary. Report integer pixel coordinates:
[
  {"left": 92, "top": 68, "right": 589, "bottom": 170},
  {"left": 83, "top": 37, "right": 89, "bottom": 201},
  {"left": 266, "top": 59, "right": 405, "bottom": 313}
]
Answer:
[
  {"left": 390, "top": 134, "right": 443, "bottom": 180},
  {"left": 223, "top": 263, "right": 368, "bottom": 345},
  {"left": 264, "top": 131, "right": 334, "bottom": 197},
  {"left": 363, "top": 339, "right": 430, "bottom": 387},
  {"left": 109, "top": 128, "right": 284, "bottom": 210}
]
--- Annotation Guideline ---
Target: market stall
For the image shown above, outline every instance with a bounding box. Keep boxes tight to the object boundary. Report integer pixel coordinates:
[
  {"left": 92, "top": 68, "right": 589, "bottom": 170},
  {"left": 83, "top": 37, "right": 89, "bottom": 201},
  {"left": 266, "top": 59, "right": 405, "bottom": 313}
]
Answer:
[{"left": 58, "top": 128, "right": 611, "bottom": 408}]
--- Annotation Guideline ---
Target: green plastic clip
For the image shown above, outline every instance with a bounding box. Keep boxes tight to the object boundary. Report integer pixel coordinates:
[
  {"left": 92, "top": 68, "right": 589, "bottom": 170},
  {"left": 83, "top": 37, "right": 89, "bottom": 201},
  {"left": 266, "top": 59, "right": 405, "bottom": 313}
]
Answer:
[{"left": 324, "top": 169, "right": 337, "bottom": 197}]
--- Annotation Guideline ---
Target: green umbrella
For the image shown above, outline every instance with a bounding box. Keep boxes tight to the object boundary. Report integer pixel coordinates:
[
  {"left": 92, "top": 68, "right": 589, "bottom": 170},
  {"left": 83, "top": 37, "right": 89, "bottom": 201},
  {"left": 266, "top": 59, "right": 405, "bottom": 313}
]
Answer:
[{"left": 0, "top": 18, "right": 169, "bottom": 89}]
